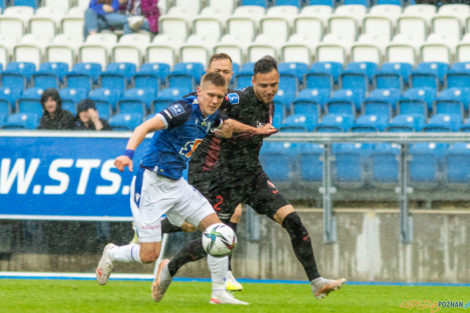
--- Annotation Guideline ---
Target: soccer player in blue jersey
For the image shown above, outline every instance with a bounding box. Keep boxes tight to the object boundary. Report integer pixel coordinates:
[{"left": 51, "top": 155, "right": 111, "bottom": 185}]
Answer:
[{"left": 95, "top": 72, "right": 237, "bottom": 300}]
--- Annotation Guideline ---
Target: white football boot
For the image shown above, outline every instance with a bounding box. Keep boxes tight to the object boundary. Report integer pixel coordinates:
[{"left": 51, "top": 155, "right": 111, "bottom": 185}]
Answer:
[
  {"left": 311, "top": 277, "right": 346, "bottom": 300},
  {"left": 225, "top": 271, "right": 243, "bottom": 291},
  {"left": 96, "top": 243, "right": 116, "bottom": 285},
  {"left": 152, "top": 259, "right": 172, "bottom": 302},
  {"left": 210, "top": 290, "right": 249, "bottom": 305}
]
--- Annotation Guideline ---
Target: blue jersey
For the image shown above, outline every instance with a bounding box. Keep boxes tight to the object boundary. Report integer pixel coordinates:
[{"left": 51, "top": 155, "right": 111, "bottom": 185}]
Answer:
[{"left": 140, "top": 95, "right": 223, "bottom": 180}]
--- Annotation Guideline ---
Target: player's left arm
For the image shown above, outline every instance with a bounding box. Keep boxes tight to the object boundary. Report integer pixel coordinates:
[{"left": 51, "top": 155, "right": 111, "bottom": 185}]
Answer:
[
  {"left": 228, "top": 119, "right": 277, "bottom": 136},
  {"left": 114, "top": 115, "right": 166, "bottom": 172}
]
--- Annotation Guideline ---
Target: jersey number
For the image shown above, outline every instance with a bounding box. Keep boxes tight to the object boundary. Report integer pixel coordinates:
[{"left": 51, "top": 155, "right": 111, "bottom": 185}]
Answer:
[
  {"left": 180, "top": 139, "right": 203, "bottom": 158},
  {"left": 213, "top": 195, "right": 223, "bottom": 212}
]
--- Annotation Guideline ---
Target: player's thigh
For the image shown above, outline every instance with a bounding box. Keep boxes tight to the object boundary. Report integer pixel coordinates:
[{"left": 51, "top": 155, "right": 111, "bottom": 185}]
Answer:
[
  {"left": 248, "top": 173, "right": 290, "bottom": 222},
  {"left": 207, "top": 185, "right": 243, "bottom": 223}
]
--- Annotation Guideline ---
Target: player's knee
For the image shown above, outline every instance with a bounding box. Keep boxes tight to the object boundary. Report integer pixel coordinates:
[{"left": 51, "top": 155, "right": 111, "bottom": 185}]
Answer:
[
  {"left": 282, "top": 212, "right": 309, "bottom": 240},
  {"left": 139, "top": 248, "right": 160, "bottom": 264},
  {"left": 229, "top": 204, "right": 243, "bottom": 223},
  {"left": 181, "top": 222, "right": 197, "bottom": 232}
]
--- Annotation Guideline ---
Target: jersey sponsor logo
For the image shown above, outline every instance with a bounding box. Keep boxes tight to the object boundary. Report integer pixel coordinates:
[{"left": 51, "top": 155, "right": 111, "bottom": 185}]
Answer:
[
  {"left": 267, "top": 180, "right": 279, "bottom": 194},
  {"left": 168, "top": 103, "right": 185, "bottom": 116},
  {"left": 227, "top": 93, "right": 239, "bottom": 104},
  {"left": 179, "top": 139, "right": 203, "bottom": 158}
]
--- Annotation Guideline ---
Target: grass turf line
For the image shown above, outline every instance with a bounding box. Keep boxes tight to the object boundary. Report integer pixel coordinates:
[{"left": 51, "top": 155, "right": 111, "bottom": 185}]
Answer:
[{"left": 0, "top": 279, "right": 468, "bottom": 313}]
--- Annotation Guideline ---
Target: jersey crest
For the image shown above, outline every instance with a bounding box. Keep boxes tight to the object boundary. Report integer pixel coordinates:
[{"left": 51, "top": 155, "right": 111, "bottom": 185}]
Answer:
[
  {"left": 227, "top": 93, "right": 239, "bottom": 104},
  {"left": 167, "top": 103, "right": 185, "bottom": 116},
  {"left": 180, "top": 139, "right": 203, "bottom": 158}
]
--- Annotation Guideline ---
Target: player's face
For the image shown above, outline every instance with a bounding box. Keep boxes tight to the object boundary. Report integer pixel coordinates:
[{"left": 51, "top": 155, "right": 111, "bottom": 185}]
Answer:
[
  {"left": 44, "top": 97, "right": 58, "bottom": 114},
  {"left": 197, "top": 82, "right": 227, "bottom": 116},
  {"left": 252, "top": 69, "right": 279, "bottom": 104},
  {"left": 207, "top": 58, "right": 233, "bottom": 85}
]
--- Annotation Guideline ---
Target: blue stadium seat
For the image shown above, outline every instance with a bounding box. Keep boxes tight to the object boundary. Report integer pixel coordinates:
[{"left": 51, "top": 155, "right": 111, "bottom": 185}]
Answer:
[
  {"left": 311, "top": 62, "right": 343, "bottom": 84},
  {"left": 16, "top": 87, "right": 43, "bottom": 115},
  {"left": 445, "top": 71, "right": 470, "bottom": 89},
  {"left": 276, "top": 0, "right": 302, "bottom": 7},
  {"left": 346, "top": 61, "right": 378, "bottom": 83},
  {"left": 234, "top": 71, "right": 253, "bottom": 89},
  {"left": 445, "top": 143, "right": 470, "bottom": 184},
  {"left": 122, "top": 88, "right": 156, "bottom": 110},
  {"left": 369, "top": 143, "right": 401, "bottom": 184},
  {"left": 332, "top": 143, "right": 366, "bottom": 185},
  {"left": 0, "top": 86, "right": 22, "bottom": 107},
  {"left": 32, "top": 72, "right": 59, "bottom": 89},
  {"left": 416, "top": 62, "right": 449, "bottom": 86},
  {"left": 62, "top": 101, "right": 76, "bottom": 115},
  {"left": 279, "top": 62, "right": 308, "bottom": 82},
  {"left": 410, "top": 69, "right": 439, "bottom": 90},
  {"left": 434, "top": 88, "right": 469, "bottom": 116},
  {"left": 362, "top": 89, "right": 400, "bottom": 117},
  {"left": 99, "top": 72, "right": 126, "bottom": 94},
  {"left": 292, "top": 99, "right": 321, "bottom": 123},
  {"left": 307, "top": 0, "right": 335, "bottom": 6},
  {"left": 0, "top": 113, "right": 7, "bottom": 128},
  {"left": 2, "top": 113, "right": 39, "bottom": 129},
  {"left": 272, "top": 108, "right": 284, "bottom": 128},
  {"left": 304, "top": 71, "right": 333, "bottom": 93},
  {"left": 327, "top": 89, "right": 363, "bottom": 115},
  {"left": 423, "top": 114, "right": 462, "bottom": 132},
  {"left": 293, "top": 88, "right": 329, "bottom": 112},
  {"left": 109, "top": 113, "right": 143, "bottom": 131},
  {"left": 260, "top": 142, "right": 296, "bottom": 182},
  {"left": 379, "top": 62, "right": 412, "bottom": 86},
  {"left": 6, "top": 62, "right": 36, "bottom": 80},
  {"left": 152, "top": 88, "right": 186, "bottom": 113},
  {"left": 59, "top": 88, "right": 87, "bottom": 105},
  {"left": 1, "top": 71, "right": 26, "bottom": 92},
  {"left": 409, "top": 143, "right": 447, "bottom": 185},
  {"left": 89, "top": 88, "right": 121, "bottom": 112},
  {"left": 386, "top": 114, "right": 425, "bottom": 132},
  {"left": 39, "top": 62, "right": 69, "bottom": 83},
  {"left": 315, "top": 114, "right": 353, "bottom": 132},
  {"left": 0, "top": 98, "right": 11, "bottom": 117},
  {"left": 340, "top": 71, "right": 368, "bottom": 95},
  {"left": 376, "top": 0, "right": 402, "bottom": 4},
  {"left": 134, "top": 63, "right": 170, "bottom": 91},
  {"left": 373, "top": 71, "right": 403, "bottom": 91},
  {"left": 278, "top": 72, "right": 298, "bottom": 104},
  {"left": 106, "top": 62, "right": 137, "bottom": 84},
  {"left": 0, "top": 0, "right": 5, "bottom": 12},
  {"left": 13, "top": 0, "right": 37, "bottom": 8},
  {"left": 116, "top": 98, "right": 146, "bottom": 116},
  {"left": 351, "top": 114, "right": 389, "bottom": 132},
  {"left": 241, "top": 0, "right": 268, "bottom": 7},
  {"left": 451, "top": 62, "right": 470, "bottom": 73},
  {"left": 167, "top": 72, "right": 195, "bottom": 92},
  {"left": 173, "top": 62, "right": 205, "bottom": 84},
  {"left": 460, "top": 118, "right": 470, "bottom": 132},
  {"left": 344, "top": 0, "right": 369, "bottom": 5},
  {"left": 66, "top": 72, "right": 93, "bottom": 94},
  {"left": 241, "top": 62, "right": 255, "bottom": 73},
  {"left": 398, "top": 88, "right": 436, "bottom": 116},
  {"left": 298, "top": 143, "right": 324, "bottom": 183},
  {"left": 279, "top": 114, "right": 316, "bottom": 132},
  {"left": 72, "top": 62, "right": 102, "bottom": 84}
]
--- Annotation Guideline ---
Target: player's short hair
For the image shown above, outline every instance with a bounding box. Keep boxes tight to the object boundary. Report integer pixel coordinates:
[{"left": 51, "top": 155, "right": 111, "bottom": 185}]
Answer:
[
  {"left": 40, "top": 88, "right": 62, "bottom": 107},
  {"left": 200, "top": 72, "right": 227, "bottom": 88},
  {"left": 208, "top": 53, "right": 233, "bottom": 67},
  {"left": 254, "top": 55, "right": 278, "bottom": 75}
]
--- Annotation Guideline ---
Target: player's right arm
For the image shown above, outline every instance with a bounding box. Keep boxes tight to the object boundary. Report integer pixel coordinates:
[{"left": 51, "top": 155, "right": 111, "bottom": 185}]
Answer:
[
  {"left": 229, "top": 119, "right": 277, "bottom": 136},
  {"left": 114, "top": 115, "right": 166, "bottom": 172}
]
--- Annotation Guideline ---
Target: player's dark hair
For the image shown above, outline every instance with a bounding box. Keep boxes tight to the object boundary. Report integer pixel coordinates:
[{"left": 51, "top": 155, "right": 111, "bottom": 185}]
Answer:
[
  {"left": 40, "top": 88, "right": 62, "bottom": 108},
  {"left": 201, "top": 72, "right": 227, "bottom": 88},
  {"left": 208, "top": 53, "right": 233, "bottom": 67},
  {"left": 254, "top": 55, "right": 278, "bottom": 75}
]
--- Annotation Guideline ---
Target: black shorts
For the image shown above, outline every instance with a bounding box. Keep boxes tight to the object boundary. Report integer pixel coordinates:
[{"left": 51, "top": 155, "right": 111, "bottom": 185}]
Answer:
[{"left": 204, "top": 169, "right": 290, "bottom": 223}]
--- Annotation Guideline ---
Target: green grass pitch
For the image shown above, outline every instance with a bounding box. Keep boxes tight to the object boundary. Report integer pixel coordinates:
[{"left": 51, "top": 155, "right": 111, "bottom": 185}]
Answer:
[{"left": 0, "top": 279, "right": 468, "bottom": 313}]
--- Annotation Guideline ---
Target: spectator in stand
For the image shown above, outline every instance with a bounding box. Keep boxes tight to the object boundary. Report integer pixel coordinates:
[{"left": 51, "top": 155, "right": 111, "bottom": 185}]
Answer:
[
  {"left": 125, "top": 0, "right": 160, "bottom": 34},
  {"left": 38, "top": 88, "right": 75, "bottom": 130},
  {"left": 83, "top": 0, "right": 131, "bottom": 39},
  {"left": 73, "top": 99, "right": 112, "bottom": 131}
]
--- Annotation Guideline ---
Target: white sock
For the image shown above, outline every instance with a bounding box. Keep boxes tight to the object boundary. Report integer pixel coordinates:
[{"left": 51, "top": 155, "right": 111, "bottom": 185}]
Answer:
[
  {"left": 109, "top": 244, "right": 142, "bottom": 264},
  {"left": 207, "top": 255, "right": 228, "bottom": 294}
]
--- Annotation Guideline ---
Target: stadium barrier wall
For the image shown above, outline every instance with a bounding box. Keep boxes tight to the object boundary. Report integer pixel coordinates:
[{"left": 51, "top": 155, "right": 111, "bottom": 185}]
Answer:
[{"left": 1, "top": 131, "right": 469, "bottom": 283}]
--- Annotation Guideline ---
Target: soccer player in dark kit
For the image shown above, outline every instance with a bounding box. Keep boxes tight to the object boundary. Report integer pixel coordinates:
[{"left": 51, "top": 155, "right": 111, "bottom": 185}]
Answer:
[{"left": 153, "top": 56, "right": 346, "bottom": 304}]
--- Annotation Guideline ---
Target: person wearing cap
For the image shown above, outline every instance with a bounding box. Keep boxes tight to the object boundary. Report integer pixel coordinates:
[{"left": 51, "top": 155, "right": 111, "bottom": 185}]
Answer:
[{"left": 74, "top": 99, "right": 112, "bottom": 131}]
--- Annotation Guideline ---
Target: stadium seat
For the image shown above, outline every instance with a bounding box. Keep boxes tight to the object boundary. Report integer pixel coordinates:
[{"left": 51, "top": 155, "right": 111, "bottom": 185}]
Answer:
[
  {"left": 135, "top": 63, "right": 170, "bottom": 91},
  {"left": 89, "top": 88, "right": 121, "bottom": 112},
  {"left": 2, "top": 112, "right": 39, "bottom": 129},
  {"left": 116, "top": 98, "right": 146, "bottom": 116},
  {"left": 0, "top": 87, "right": 21, "bottom": 108},
  {"left": 72, "top": 62, "right": 102, "bottom": 84},
  {"left": 328, "top": 16, "right": 358, "bottom": 42},
  {"left": 306, "top": 0, "right": 335, "bottom": 6},
  {"left": 32, "top": 72, "right": 59, "bottom": 90},
  {"left": 362, "top": 15, "right": 393, "bottom": 42},
  {"left": 0, "top": 71, "right": 26, "bottom": 92},
  {"left": 241, "top": 0, "right": 267, "bottom": 7},
  {"left": 152, "top": 88, "right": 187, "bottom": 113},
  {"left": 279, "top": 62, "right": 309, "bottom": 83},
  {"left": 39, "top": 62, "right": 69, "bottom": 83},
  {"left": 260, "top": 141, "right": 296, "bottom": 182},
  {"left": 16, "top": 87, "right": 43, "bottom": 115},
  {"left": 298, "top": 142, "right": 324, "bottom": 183},
  {"left": 423, "top": 114, "right": 462, "bottom": 132},
  {"left": 339, "top": 71, "right": 369, "bottom": 95},
  {"left": 374, "top": 62, "right": 413, "bottom": 90},
  {"left": 315, "top": 114, "right": 353, "bottom": 132},
  {"left": 0, "top": 97, "right": 11, "bottom": 116},
  {"left": 234, "top": 71, "right": 253, "bottom": 89},
  {"left": 310, "top": 61, "right": 343, "bottom": 84},
  {"left": 179, "top": 35, "right": 211, "bottom": 66},
  {"left": 167, "top": 72, "right": 195, "bottom": 92},
  {"left": 109, "top": 113, "right": 143, "bottom": 131},
  {"left": 293, "top": 16, "right": 324, "bottom": 43},
  {"left": 173, "top": 62, "right": 204, "bottom": 84},
  {"left": 332, "top": 143, "right": 366, "bottom": 186},
  {"left": 386, "top": 114, "right": 425, "bottom": 132},
  {"left": 398, "top": 88, "right": 436, "bottom": 116},
  {"left": 193, "top": 17, "right": 223, "bottom": 43},
  {"left": 279, "top": 114, "right": 316, "bottom": 132},
  {"left": 66, "top": 72, "right": 92, "bottom": 94},
  {"left": 408, "top": 142, "right": 447, "bottom": 186},
  {"left": 315, "top": 34, "right": 349, "bottom": 64},
  {"left": 351, "top": 114, "right": 389, "bottom": 132},
  {"left": 327, "top": 89, "right": 364, "bottom": 115},
  {"left": 159, "top": 16, "right": 189, "bottom": 42},
  {"left": 6, "top": 61, "right": 36, "bottom": 80},
  {"left": 369, "top": 143, "right": 401, "bottom": 185},
  {"left": 363, "top": 88, "right": 401, "bottom": 116},
  {"left": 292, "top": 88, "right": 329, "bottom": 119},
  {"left": 59, "top": 88, "right": 87, "bottom": 105},
  {"left": 445, "top": 143, "right": 470, "bottom": 184},
  {"left": 304, "top": 71, "right": 333, "bottom": 94},
  {"left": 445, "top": 69, "right": 470, "bottom": 89},
  {"left": 146, "top": 39, "right": 177, "bottom": 68},
  {"left": 397, "top": 16, "right": 427, "bottom": 43},
  {"left": 13, "top": 0, "right": 37, "bottom": 8},
  {"left": 120, "top": 88, "right": 156, "bottom": 111},
  {"left": 99, "top": 72, "right": 126, "bottom": 95},
  {"left": 434, "top": 88, "right": 469, "bottom": 116},
  {"left": 226, "top": 17, "right": 257, "bottom": 43},
  {"left": 415, "top": 62, "right": 449, "bottom": 87}
]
